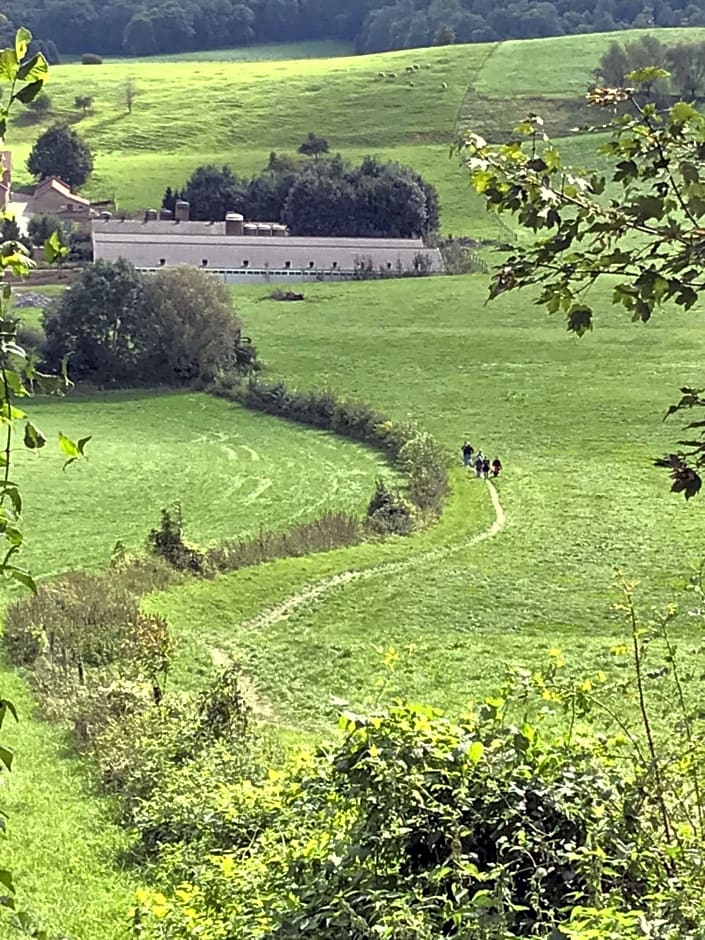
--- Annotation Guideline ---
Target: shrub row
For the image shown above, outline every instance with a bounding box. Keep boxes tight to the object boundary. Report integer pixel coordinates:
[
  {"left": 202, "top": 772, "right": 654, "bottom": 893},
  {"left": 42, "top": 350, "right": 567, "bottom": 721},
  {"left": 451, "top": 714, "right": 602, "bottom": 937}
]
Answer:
[
  {"left": 3, "top": 557, "right": 257, "bottom": 829},
  {"left": 212, "top": 376, "right": 449, "bottom": 534},
  {"left": 207, "top": 510, "right": 362, "bottom": 573}
]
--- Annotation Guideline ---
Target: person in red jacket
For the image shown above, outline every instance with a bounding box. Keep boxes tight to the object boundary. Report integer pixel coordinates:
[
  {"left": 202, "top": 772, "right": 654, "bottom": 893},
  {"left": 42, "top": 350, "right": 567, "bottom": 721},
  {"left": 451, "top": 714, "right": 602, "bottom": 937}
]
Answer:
[{"left": 491, "top": 457, "right": 502, "bottom": 478}]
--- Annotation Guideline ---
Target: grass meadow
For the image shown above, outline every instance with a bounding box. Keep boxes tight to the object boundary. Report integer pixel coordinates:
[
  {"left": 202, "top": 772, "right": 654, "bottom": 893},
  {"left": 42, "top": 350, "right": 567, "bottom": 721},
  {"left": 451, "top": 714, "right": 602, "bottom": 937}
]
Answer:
[
  {"left": 9, "top": 27, "right": 705, "bottom": 938},
  {"left": 12, "top": 28, "right": 705, "bottom": 236},
  {"left": 147, "top": 276, "right": 705, "bottom": 730}
]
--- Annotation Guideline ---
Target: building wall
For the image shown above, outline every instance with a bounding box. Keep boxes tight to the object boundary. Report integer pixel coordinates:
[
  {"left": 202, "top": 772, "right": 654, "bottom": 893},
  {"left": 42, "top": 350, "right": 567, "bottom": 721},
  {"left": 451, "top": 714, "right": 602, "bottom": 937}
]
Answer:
[
  {"left": 92, "top": 231, "right": 444, "bottom": 275},
  {"left": 32, "top": 190, "right": 91, "bottom": 217}
]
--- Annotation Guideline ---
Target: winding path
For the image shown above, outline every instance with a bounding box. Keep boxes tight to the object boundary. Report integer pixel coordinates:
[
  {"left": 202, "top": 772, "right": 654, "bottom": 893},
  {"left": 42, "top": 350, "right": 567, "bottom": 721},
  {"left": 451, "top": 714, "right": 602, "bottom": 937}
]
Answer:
[{"left": 238, "top": 479, "right": 505, "bottom": 634}]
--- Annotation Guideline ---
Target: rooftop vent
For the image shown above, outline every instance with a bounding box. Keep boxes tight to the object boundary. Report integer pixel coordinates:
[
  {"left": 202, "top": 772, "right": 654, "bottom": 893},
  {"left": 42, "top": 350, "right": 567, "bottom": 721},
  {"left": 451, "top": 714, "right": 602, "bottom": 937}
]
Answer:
[
  {"left": 225, "top": 212, "right": 244, "bottom": 236},
  {"left": 174, "top": 200, "right": 190, "bottom": 222}
]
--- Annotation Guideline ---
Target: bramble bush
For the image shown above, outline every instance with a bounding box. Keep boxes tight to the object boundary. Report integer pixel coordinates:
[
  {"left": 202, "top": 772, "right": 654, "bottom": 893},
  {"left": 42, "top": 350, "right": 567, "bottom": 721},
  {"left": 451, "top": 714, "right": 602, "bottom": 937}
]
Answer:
[{"left": 364, "top": 478, "right": 417, "bottom": 536}]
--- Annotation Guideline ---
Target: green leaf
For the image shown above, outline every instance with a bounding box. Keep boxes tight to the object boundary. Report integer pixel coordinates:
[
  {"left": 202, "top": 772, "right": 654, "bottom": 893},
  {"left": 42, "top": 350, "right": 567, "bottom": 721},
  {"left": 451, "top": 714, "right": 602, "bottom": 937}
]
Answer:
[
  {"left": 567, "top": 304, "right": 593, "bottom": 336},
  {"left": 58, "top": 431, "right": 80, "bottom": 460},
  {"left": 0, "top": 867, "right": 15, "bottom": 895},
  {"left": 4, "top": 566, "right": 36, "bottom": 593},
  {"left": 44, "top": 228, "right": 69, "bottom": 263},
  {"left": 0, "top": 699, "right": 18, "bottom": 729},
  {"left": 468, "top": 741, "right": 484, "bottom": 764},
  {"left": 58, "top": 431, "right": 90, "bottom": 468},
  {"left": 15, "top": 27, "right": 31, "bottom": 62},
  {"left": 670, "top": 101, "right": 699, "bottom": 126},
  {"left": 23, "top": 421, "right": 46, "bottom": 450},
  {"left": 16, "top": 50, "right": 48, "bottom": 83},
  {"left": 0, "top": 744, "right": 13, "bottom": 772},
  {"left": 0, "top": 49, "right": 18, "bottom": 82},
  {"left": 12, "top": 79, "right": 43, "bottom": 105}
]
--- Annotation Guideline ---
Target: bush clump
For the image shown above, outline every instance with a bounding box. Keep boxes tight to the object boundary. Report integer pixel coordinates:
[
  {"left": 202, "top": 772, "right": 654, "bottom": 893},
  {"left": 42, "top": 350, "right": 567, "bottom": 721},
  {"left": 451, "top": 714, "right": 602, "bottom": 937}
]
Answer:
[
  {"left": 365, "top": 478, "right": 417, "bottom": 536},
  {"left": 135, "top": 688, "right": 673, "bottom": 939},
  {"left": 81, "top": 52, "right": 103, "bottom": 64},
  {"left": 147, "top": 506, "right": 208, "bottom": 575},
  {"left": 42, "top": 261, "right": 256, "bottom": 386}
]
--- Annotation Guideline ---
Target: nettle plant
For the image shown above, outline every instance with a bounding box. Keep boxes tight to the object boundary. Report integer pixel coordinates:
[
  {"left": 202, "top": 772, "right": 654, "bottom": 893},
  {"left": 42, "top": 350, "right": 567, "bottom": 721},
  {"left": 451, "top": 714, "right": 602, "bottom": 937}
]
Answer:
[
  {"left": 459, "top": 67, "right": 705, "bottom": 498},
  {"left": 0, "top": 28, "right": 88, "bottom": 926}
]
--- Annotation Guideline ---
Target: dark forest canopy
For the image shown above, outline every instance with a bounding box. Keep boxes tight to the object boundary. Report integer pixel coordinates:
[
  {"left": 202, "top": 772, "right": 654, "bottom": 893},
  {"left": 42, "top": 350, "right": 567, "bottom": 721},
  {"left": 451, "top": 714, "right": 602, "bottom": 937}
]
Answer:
[{"left": 5, "top": 0, "right": 705, "bottom": 58}]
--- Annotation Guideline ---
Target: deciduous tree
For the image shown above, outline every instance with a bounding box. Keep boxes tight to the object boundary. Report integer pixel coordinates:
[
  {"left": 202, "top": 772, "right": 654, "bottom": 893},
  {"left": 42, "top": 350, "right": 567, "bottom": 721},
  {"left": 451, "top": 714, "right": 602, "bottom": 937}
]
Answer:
[
  {"left": 297, "top": 131, "right": 329, "bottom": 161},
  {"left": 27, "top": 122, "right": 93, "bottom": 189}
]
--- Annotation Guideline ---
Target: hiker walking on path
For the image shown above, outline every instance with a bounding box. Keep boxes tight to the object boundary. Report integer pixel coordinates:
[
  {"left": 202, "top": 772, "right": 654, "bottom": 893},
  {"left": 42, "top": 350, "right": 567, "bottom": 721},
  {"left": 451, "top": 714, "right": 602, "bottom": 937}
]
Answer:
[
  {"left": 461, "top": 441, "right": 474, "bottom": 467},
  {"left": 491, "top": 457, "right": 502, "bottom": 478},
  {"left": 482, "top": 456, "right": 490, "bottom": 479},
  {"left": 475, "top": 451, "right": 485, "bottom": 478}
]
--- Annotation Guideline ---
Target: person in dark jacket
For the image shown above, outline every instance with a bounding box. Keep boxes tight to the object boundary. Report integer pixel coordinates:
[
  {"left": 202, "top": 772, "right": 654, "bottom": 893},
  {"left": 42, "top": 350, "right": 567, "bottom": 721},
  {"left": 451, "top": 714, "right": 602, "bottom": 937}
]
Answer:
[
  {"left": 461, "top": 441, "right": 474, "bottom": 467},
  {"left": 474, "top": 450, "right": 485, "bottom": 477},
  {"left": 491, "top": 457, "right": 502, "bottom": 478},
  {"left": 482, "top": 457, "right": 491, "bottom": 479}
]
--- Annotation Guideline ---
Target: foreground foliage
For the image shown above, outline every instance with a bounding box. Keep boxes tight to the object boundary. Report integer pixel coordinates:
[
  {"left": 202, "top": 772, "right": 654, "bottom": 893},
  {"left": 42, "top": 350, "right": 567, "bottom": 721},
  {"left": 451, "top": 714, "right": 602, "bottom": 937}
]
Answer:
[{"left": 136, "top": 580, "right": 705, "bottom": 938}]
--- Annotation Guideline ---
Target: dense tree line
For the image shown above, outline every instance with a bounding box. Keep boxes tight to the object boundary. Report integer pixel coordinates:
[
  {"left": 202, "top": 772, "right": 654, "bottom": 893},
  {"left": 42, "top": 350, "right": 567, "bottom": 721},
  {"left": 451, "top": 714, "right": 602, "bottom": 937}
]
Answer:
[
  {"left": 595, "top": 34, "right": 705, "bottom": 101},
  {"left": 5, "top": 0, "right": 705, "bottom": 58},
  {"left": 164, "top": 152, "right": 439, "bottom": 238}
]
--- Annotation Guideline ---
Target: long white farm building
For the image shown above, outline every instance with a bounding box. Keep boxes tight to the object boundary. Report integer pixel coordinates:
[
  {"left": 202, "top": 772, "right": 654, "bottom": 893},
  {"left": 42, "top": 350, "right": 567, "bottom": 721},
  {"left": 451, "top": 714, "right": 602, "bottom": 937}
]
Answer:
[{"left": 91, "top": 204, "right": 444, "bottom": 283}]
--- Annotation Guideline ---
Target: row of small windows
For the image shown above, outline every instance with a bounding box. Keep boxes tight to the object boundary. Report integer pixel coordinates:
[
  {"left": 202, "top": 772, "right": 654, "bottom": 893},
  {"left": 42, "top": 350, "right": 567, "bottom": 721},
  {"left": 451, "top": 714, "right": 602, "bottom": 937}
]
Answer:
[{"left": 157, "top": 258, "right": 394, "bottom": 270}]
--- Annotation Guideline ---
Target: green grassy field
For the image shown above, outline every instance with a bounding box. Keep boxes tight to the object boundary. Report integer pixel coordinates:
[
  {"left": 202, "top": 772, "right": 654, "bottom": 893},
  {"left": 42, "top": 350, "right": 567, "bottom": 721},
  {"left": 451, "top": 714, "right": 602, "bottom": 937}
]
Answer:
[
  {"left": 13, "top": 28, "right": 703, "bottom": 237},
  {"left": 9, "top": 27, "right": 705, "bottom": 938},
  {"left": 11, "top": 389, "right": 392, "bottom": 579},
  {"left": 145, "top": 276, "right": 705, "bottom": 730}
]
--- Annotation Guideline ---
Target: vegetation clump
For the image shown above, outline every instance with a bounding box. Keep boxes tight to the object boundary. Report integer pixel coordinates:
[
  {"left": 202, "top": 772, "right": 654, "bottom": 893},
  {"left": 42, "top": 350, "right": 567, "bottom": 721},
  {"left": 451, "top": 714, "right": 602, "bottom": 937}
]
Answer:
[
  {"left": 42, "top": 261, "right": 256, "bottom": 386},
  {"left": 166, "top": 154, "right": 439, "bottom": 238}
]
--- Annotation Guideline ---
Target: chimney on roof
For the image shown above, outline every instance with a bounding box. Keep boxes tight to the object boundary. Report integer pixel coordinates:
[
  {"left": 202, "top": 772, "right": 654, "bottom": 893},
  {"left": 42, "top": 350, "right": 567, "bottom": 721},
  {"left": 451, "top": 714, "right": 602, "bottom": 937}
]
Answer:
[
  {"left": 145, "top": 208, "right": 158, "bottom": 221},
  {"left": 159, "top": 208, "right": 173, "bottom": 221},
  {"left": 174, "top": 200, "right": 190, "bottom": 222},
  {"left": 225, "top": 212, "right": 244, "bottom": 236}
]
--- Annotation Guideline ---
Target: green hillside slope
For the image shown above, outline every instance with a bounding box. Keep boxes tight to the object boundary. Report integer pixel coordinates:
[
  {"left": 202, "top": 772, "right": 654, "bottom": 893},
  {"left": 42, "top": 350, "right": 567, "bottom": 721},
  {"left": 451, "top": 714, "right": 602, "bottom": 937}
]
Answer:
[{"left": 12, "top": 28, "right": 705, "bottom": 237}]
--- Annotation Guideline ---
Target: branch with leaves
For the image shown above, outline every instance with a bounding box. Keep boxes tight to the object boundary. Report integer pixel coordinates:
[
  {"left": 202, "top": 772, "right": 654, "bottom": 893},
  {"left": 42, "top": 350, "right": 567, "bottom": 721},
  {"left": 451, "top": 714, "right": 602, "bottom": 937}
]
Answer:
[
  {"left": 0, "top": 27, "right": 90, "bottom": 931},
  {"left": 459, "top": 66, "right": 705, "bottom": 498}
]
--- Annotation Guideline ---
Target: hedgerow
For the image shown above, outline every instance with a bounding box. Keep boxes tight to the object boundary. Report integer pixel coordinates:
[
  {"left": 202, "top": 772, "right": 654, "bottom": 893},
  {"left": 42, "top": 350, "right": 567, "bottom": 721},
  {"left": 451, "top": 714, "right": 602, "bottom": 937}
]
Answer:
[{"left": 212, "top": 376, "right": 449, "bottom": 536}]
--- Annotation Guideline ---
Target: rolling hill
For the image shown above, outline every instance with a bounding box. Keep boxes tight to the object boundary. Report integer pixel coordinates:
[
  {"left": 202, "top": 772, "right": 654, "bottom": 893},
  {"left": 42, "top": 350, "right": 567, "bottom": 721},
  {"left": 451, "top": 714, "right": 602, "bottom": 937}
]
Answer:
[{"left": 11, "top": 28, "right": 705, "bottom": 238}]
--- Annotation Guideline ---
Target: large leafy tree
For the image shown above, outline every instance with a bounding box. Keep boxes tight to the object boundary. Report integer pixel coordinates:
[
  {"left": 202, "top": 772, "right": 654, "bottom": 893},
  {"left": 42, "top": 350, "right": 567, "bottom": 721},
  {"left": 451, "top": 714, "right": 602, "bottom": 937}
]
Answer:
[
  {"left": 42, "top": 261, "right": 250, "bottom": 385},
  {"left": 26, "top": 122, "right": 93, "bottom": 189},
  {"left": 43, "top": 258, "right": 149, "bottom": 383},
  {"left": 179, "top": 164, "right": 246, "bottom": 221},
  {"left": 460, "top": 68, "right": 705, "bottom": 498}
]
